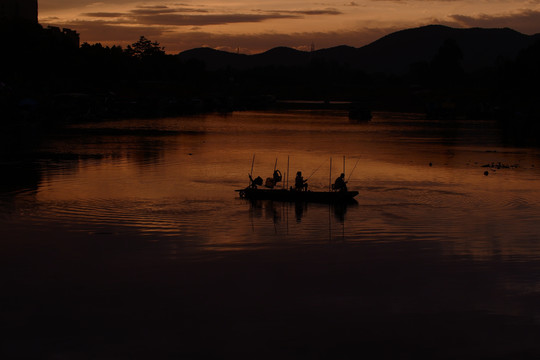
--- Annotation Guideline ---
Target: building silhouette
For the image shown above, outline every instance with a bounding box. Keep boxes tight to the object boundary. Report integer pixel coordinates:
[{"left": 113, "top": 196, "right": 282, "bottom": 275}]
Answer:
[
  {"left": 46, "top": 26, "right": 80, "bottom": 48},
  {"left": 0, "top": 0, "right": 38, "bottom": 23},
  {"left": 0, "top": 0, "right": 80, "bottom": 48}
]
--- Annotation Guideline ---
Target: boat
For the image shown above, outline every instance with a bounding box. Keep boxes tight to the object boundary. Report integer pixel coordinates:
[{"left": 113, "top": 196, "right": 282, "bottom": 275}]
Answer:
[
  {"left": 236, "top": 187, "right": 358, "bottom": 203},
  {"left": 238, "top": 155, "right": 359, "bottom": 203}
]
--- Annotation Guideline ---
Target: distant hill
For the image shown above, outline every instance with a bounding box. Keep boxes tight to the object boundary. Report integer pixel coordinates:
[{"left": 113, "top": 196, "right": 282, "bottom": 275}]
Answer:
[
  {"left": 250, "top": 47, "right": 309, "bottom": 68},
  {"left": 177, "top": 25, "right": 540, "bottom": 74},
  {"left": 178, "top": 47, "right": 251, "bottom": 69},
  {"left": 354, "top": 25, "right": 540, "bottom": 73}
]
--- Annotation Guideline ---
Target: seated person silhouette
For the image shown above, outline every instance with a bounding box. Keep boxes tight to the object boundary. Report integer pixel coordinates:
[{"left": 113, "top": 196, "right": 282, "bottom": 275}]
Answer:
[
  {"left": 294, "top": 171, "right": 308, "bottom": 191},
  {"left": 249, "top": 174, "right": 263, "bottom": 189},
  {"left": 265, "top": 169, "right": 282, "bottom": 188},
  {"left": 333, "top": 173, "right": 348, "bottom": 192}
]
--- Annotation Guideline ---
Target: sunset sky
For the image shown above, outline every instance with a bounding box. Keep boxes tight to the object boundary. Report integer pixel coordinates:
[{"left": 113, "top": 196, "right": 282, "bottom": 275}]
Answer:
[{"left": 38, "top": 1, "right": 540, "bottom": 54}]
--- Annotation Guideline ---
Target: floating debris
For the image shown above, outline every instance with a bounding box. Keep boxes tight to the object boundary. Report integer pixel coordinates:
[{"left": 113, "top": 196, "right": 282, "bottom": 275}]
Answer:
[{"left": 481, "top": 162, "right": 519, "bottom": 169}]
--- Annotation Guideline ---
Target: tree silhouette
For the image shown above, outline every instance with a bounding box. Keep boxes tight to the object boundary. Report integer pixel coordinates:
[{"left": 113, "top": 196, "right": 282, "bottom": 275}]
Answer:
[{"left": 126, "top": 36, "right": 165, "bottom": 58}]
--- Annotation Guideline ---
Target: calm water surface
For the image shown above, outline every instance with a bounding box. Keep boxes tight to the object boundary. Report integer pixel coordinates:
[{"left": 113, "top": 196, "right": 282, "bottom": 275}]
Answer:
[
  {"left": 3, "top": 110, "right": 540, "bottom": 256},
  {"left": 2, "top": 110, "right": 540, "bottom": 358}
]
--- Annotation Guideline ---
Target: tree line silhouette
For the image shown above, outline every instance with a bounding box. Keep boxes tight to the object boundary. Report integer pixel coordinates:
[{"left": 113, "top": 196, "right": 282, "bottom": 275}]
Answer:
[{"left": 1, "top": 21, "right": 540, "bottom": 137}]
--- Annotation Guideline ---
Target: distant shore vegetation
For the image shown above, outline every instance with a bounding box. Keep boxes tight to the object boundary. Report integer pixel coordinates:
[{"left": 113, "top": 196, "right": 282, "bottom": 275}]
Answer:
[{"left": 1, "top": 21, "right": 539, "bottom": 144}]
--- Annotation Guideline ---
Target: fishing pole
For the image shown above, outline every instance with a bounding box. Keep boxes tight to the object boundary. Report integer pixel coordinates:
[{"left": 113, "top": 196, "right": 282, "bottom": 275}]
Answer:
[
  {"left": 306, "top": 160, "right": 326, "bottom": 180},
  {"left": 346, "top": 159, "right": 359, "bottom": 182},
  {"left": 250, "top": 154, "right": 255, "bottom": 177},
  {"left": 248, "top": 154, "right": 256, "bottom": 186},
  {"left": 329, "top": 157, "right": 332, "bottom": 191},
  {"left": 286, "top": 155, "right": 289, "bottom": 189}
]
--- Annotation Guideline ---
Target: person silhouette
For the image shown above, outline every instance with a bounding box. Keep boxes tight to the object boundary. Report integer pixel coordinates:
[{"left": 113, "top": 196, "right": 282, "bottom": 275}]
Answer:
[
  {"left": 333, "top": 173, "right": 348, "bottom": 192},
  {"left": 294, "top": 171, "right": 308, "bottom": 191},
  {"left": 265, "top": 169, "right": 282, "bottom": 188},
  {"left": 249, "top": 174, "right": 263, "bottom": 188}
]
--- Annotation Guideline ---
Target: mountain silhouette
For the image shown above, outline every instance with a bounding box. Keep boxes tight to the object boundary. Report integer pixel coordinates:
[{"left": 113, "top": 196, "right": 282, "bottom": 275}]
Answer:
[
  {"left": 178, "top": 47, "right": 250, "bottom": 69},
  {"left": 177, "top": 25, "right": 540, "bottom": 73},
  {"left": 251, "top": 47, "right": 309, "bottom": 67}
]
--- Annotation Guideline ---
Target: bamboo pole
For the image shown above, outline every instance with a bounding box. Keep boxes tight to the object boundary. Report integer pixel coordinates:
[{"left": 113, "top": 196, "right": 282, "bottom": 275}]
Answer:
[
  {"left": 287, "top": 155, "right": 289, "bottom": 189},
  {"left": 329, "top": 157, "right": 332, "bottom": 191}
]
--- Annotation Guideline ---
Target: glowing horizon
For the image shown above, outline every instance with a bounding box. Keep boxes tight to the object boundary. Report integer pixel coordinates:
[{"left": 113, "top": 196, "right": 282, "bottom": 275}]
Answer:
[{"left": 38, "top": 1, "right": 540, "bottom": 54}]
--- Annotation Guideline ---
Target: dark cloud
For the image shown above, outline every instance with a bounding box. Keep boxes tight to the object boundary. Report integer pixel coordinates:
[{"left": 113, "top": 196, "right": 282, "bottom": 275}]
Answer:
[
  {"left": 262, "top": 8, "right": 342, "bottom": 15},
  {"left": 41, "top": 0, "right": 142, "bottom": 11},
  {"left": 132, "top": 13, "right": 300, "bottom": 26},
  {"left": 81, "top": 6, "right": 209, "bottom": 18},
  {"left": 130, "top": 7, "right": 209, "bottom": 15},
  {"left": 76, "top": 5, "right": 329, "bottom": 27},
  {"left": 300, "top": 9, "right": 341, "bottom": 15},
  {"left": 444, "top": 9, "right": 540, "bottom": 34},
  {"left": 82, "top": 12, "right": 128, "bottom": 18},
  {"left": 136, "top": 5, "right": 170, "bottom": 9}
]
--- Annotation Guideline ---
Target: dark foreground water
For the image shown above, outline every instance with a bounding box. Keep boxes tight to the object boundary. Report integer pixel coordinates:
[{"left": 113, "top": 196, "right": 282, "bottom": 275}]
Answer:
[{"left": 2, "top": 111, "right": 540, "bottom": 359}]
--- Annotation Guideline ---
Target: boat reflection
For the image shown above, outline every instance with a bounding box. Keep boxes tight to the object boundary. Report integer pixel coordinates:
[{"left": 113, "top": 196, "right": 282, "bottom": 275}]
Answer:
[
  {"left": 244, "top": 198, "right": 358, "bottom": 224},
  {"left": 242, "top": 198, "right": 359, "bottom": 242}
]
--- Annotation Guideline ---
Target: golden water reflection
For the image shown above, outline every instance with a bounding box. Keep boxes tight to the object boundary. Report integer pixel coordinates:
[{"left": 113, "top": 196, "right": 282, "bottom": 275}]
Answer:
[{"left": 2, "top": 111, "right": 540, "bottom": 260}]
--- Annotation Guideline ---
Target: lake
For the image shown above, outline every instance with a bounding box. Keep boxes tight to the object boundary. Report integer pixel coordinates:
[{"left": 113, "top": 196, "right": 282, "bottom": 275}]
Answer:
[{"left": 2, "top": 110, "right": 540, "bottom": 359}]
